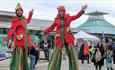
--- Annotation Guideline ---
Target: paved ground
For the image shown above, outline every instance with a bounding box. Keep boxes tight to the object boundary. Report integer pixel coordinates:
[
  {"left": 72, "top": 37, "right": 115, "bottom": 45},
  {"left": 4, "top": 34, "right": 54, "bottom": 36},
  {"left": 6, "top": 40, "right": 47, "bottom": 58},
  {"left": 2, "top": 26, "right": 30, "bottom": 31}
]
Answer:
[
  {"left": 0, "top": 51, "right": 115, "bottom": 70},
  {"left": 1, "top": 58, "right": 115, "bottom": 70},
  {"left": 36, "top": 56, "right": 115, "bottom": 70}
]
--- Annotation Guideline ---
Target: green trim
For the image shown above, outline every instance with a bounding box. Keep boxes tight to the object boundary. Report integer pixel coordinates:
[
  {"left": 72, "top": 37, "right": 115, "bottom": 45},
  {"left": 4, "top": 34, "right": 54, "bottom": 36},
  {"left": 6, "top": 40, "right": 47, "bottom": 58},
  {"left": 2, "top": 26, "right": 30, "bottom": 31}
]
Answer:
[
  {"left": 65, "top": 44, "right": 73, "bottom": 70},
  {"left": 10, "top": 47, "right": 19, "bottom": 70},
  {"left": 47, "top": 46, "right": 62, "bottom": 70},
  {"left": 23, "top": 49, "right": 30, "bottom": 70},
  {"left": 47, "top": 47, "right": 56, "bottom": 70},
  {"left": 22, "top": 18, "right": 29, "bottom": 47},
  {"left": 72, "top": 47, "right": 79, "bottom": 70},
  {"left": 54, "top": 47, "right": 62, "bottom": 70},
  {"left": 65, "top": 43, "right": 79, "bottom": 70},
  {"left": 10, "top": 47, "right": 30, "bottom": 70},
  {"left": 21, "top": 18, "right": 30, "bottom": 70},
  {"left": 60, "top": 18, "right": 65, "bottom": 47}
]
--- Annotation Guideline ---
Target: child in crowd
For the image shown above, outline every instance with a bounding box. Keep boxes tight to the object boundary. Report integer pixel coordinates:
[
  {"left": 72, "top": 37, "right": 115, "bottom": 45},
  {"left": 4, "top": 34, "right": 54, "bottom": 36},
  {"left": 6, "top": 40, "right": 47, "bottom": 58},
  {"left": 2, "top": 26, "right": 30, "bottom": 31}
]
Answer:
[
  {"left": 105, "top": 50, "right": 114, "bottom": 70},
  {"left": 29, "top": 45, "right": 38, "bottom": 70}
]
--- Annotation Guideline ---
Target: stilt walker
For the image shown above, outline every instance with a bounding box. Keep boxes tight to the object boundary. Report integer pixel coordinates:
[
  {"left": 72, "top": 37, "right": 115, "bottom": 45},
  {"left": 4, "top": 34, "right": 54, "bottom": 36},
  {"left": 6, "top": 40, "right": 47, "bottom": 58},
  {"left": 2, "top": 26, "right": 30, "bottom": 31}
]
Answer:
[
  {"left": 2, "top": 3, "right": 34, "bottom": 70},
  {"left": 43, "top": 5, "right": 87, "bottom": 70}
]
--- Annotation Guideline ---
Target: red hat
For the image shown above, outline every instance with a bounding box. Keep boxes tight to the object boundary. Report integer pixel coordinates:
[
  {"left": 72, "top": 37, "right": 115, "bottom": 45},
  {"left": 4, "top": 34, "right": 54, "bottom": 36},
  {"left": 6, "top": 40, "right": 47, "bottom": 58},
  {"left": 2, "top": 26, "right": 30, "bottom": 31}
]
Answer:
[{"left": 57, "top": 5, "right": 66, "bottom": 13}]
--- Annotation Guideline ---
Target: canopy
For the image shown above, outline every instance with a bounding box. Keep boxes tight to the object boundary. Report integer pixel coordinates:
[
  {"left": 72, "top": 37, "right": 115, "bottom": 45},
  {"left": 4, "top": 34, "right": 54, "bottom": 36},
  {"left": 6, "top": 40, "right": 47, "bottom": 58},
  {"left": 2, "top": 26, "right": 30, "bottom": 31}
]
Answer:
[{"left": 74, "top": 31, "right": 100, "bottom": 41}]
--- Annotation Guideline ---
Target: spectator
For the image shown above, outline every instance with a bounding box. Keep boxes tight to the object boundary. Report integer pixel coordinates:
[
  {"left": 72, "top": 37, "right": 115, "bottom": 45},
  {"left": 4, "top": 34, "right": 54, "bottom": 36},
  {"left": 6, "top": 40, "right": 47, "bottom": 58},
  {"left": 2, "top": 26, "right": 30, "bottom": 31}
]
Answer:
[
  {"left": 43, "top": 39, "right": 49, "bottom": 61},
  {"left": 93, "top": 47, "right": 102, "bottom": 70},
  {"left": 93, "top": 40, "right": 105, "bottom": 70},
  {"left": 33, "top": 43, "right": 39, "bottom": 65},
  {"left": 79, "top": 43, "right": 84, "bottom": 62},
  {"left": 105, "top": 50, "right": 114, "bottom": 70},
  {"left": 29, "top": 46, "right": 37, "bottom": 70},
  {"left": 112, "top": 40, "right": 115, "bottom": 64},
  {"left": 106, "top": 39, "right": 113, "bottom": 52},
  {"left": 81, "top": 41, "right": 90, "bottom": 64},
  {"left": 101, "top": 39, "right": 107, "bottom": 52}
]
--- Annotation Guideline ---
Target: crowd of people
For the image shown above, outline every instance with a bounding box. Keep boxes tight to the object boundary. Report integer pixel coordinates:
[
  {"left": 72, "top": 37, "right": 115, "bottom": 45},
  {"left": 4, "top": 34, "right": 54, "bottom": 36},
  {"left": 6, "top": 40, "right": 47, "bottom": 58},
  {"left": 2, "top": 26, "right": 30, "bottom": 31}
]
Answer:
[
  {"left": 2, "top": 2, "right": 87, "bottom": 70},
  {"left": 1, "top": 2, "right": 115, "bottom": 70},
  {"left": 77, "top": 39, "right": 115, "bottom": 70}
]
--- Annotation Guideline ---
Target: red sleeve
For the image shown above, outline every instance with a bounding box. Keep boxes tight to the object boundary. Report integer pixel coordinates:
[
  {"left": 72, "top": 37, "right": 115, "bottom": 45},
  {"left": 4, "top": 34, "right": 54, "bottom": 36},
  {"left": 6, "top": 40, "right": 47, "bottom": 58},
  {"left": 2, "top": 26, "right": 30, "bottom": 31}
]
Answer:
[
  {"left": 6, "top": 19, "right": 17, "bottom": 41},
  {"left": 27, "top": 11, "right": 33, "bottom": 24},
  {"left": 44, "top": 20, "right": 56, "bottom": 34},
  {"left": 70, "top": 10, "right": 85, "bottom": 21}
]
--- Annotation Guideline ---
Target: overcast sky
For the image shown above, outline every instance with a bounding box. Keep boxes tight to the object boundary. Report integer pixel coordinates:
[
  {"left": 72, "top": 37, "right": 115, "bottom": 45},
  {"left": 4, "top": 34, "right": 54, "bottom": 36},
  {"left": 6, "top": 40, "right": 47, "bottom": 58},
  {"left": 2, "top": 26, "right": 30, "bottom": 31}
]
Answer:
[{"left": 0, "top": 0, "right": 115, "bottom": 28}]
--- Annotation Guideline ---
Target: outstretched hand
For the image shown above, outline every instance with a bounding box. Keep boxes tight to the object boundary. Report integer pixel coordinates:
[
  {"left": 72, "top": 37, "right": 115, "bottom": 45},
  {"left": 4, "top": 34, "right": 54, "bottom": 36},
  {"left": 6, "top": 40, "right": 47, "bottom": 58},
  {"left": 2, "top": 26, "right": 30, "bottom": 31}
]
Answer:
[
  {"left": 2, "top": 39, "right": 8, "bottom": 46},
  {"left": 30, "top": 9, "right": 34, "bottom": 13},
  {"left": 81, "top": 4, "right": 87, "bottom": 11}
]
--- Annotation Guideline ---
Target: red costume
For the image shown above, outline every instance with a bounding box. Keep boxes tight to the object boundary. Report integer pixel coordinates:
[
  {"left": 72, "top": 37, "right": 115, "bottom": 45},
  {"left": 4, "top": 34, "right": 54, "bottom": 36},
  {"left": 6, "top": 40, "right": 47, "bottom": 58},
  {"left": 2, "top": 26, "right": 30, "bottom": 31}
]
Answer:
[
  {"left": 44, "top": 5, "right": 85, "bottom": 70},
  {"left": 5, "top": 11, "right": 33, "bottom": 51},
  {"left": 3, "top": 3, "right": 33, "bottom": 70},
  {"left": 44, "top": 8, "right": 84, "bottom": 49}
]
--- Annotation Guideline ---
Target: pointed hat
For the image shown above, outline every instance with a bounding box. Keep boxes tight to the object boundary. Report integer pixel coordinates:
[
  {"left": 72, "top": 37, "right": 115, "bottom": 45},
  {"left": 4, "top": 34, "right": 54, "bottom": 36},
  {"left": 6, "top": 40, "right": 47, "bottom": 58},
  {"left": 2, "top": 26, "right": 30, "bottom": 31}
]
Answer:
[{"left": 15, "top": 3, "right": 23, "bottom": 10}]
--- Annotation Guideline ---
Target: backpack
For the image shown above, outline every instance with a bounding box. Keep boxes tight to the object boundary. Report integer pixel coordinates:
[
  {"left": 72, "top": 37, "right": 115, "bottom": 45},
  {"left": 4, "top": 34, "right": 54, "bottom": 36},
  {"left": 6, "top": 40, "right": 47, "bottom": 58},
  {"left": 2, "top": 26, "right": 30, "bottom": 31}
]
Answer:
[
  {"left": 107, "top": 56, "right": 112, "bottom": 63},
  {"left": 95, "top": 50, "right": 102, "bottom": 61}
]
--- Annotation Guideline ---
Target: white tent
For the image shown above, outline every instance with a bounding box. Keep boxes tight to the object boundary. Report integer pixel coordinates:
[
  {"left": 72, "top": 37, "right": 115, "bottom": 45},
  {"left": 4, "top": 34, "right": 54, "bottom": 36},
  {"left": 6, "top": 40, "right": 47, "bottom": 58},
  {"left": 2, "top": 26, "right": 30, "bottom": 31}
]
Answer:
[{"left": 74, "top": 31, "right": 100, "bottom": 41}]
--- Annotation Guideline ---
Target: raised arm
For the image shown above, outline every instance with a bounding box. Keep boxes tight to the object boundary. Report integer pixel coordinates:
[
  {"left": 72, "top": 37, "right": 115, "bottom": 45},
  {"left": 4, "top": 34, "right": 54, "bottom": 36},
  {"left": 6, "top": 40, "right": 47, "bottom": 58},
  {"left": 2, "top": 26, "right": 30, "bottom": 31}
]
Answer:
[
  {"left": 27, "top": 9, "right": 34, "bottom": 24},
  {"left": 70, "top": 5, "right": 87, "bottom": 21},
  {"left": 44, "top": 20, "right": 57, "bottom": 34}
]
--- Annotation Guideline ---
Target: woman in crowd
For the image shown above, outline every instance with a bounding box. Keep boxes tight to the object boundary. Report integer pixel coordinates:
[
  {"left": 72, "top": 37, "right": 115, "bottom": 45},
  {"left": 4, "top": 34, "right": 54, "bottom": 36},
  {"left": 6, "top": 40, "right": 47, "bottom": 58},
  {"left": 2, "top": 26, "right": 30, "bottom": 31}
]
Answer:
[
  {"left": 94, "top": 47, "right": 102, "bottom": 70},
  {"left": 92, "top": 39, "right": 105, "bottom": 70}
]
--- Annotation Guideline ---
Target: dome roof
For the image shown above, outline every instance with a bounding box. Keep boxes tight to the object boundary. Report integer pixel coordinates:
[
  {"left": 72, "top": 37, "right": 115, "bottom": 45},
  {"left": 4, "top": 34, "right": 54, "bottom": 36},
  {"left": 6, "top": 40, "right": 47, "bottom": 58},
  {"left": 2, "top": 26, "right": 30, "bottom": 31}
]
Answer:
[{"left": 77, "top": 11, "right": 115, "bottom": 34}]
